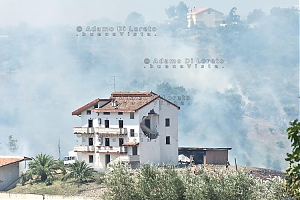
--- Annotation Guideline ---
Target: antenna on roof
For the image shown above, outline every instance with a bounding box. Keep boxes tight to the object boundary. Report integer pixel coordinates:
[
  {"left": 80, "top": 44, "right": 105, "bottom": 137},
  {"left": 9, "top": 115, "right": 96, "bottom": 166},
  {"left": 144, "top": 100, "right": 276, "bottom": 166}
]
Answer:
[{"left": 107, "top": 76, "right": 116, "bottom": 91}]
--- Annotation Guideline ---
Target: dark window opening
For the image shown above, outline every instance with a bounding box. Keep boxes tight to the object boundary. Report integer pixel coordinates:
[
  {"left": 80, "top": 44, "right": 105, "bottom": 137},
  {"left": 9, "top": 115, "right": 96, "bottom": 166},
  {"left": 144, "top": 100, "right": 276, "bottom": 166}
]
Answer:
[
  {"left": 119, "top": 120, "right": 123, "bottom": 128},
  {"left": 105, "top": 138, "right": 110, "bottom": 146},
  {"left": 105, "top": 120, "right": 109, "bottom": 128},
  {"left": 130, "top": 129, "right": 135, "bottom": 137},
  {"left": 87, "top": 110, "right": 91, "bottom": 115},
  {"left": 130, "top": 112, "right": 134, "bottom": 119},
  {"left": 89, "top": 138, "right": 93, "bottom": 146},
  {"left": 118, "top": 112, "right": 123, "bottom": 115},
  {"left": 119, "top": 138, "right": 124, "bottom": 146},
  {"left": 166, "top": 136, "right": 170, "bottom": 144},
  {"left": 145, "top": 119, "right": 150, "bottom": 129},
  {"left": 94, "top": 104, "right": 98, "bottom": 108},
  {"left": 133, "top": 146, "right": 138, "bottom": 155},
  {"left": 89, "top": 155, "right": 93, "bottom": 163},
  {"left": 165, "top": 118, "right": 170, "bottom": 127},
  {"left": 104, "top": 112, "right": 110, "bottom": 115},
  {"left": 105, "top": 154, "right": 110, "bottom": 166},
  {"left": 88, "top": 119, "right": 93, "bottom": 127}
]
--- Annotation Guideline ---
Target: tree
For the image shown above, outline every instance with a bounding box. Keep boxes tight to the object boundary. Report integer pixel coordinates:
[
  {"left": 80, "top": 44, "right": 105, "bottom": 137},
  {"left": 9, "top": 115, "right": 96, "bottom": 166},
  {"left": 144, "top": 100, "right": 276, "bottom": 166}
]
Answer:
[
  {"left": 176, "top": 1, "right": 189, "bottom": 24},
  {"left": 227, "top": 7, "right": 241, "bottom": 24},
  {"left": 29, "top": 153, "right": 58, "bottom": 182},
  {"left": 124, "top": 12, "right": 145, "bottom": 26},
  {"left": 62, "top": 161, "right": 95, "bottom": 185},
  {"left": 7, "top": 135, "right": 18, "bottom": 152},
  {"left": 285, "top": 119, "right": 300, "bottom": 198},
  {"left": 164, "top": 1, "right": 189, "bottom": 28},
  {"left": 247, "top": 9, "right": 266, "bottom": 24},
  {"left": 165, "top": 5, "right": 176, "bottom": 19}
]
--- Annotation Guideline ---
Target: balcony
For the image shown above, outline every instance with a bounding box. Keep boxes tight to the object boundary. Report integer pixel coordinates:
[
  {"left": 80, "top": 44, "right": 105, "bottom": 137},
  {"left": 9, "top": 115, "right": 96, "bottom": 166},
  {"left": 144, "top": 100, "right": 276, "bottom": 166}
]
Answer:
[
  {"left": 73, "top": 127, "right": 127, "bottom": 135},
  {"left": 118, "top": 155, "right": 140, "bottom": 162},
  {"left": 74, "top": 145, "right": 95, "bottom": 152},
  {"left": 97, "top": 146, "right": 127, "bottom": 153}
]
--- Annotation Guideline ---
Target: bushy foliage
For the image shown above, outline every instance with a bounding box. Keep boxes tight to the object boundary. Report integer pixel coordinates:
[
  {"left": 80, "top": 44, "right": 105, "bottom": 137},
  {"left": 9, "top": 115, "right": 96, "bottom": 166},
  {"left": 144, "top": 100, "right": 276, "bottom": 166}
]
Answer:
[
  {"left": 285, "top": 119, "right": 300, "bottom": 198},
  {"left": 28, "top": 153, "right": 58, "bottom": 182},
  {"left": 19, "top": 172, "right": 32, "bottom": 186},
  {"left": 103, "top": 164, "right": 292, "bottom": 200},
  {"left": 62, "top": 161, "right": 96, "bottom": 184}
]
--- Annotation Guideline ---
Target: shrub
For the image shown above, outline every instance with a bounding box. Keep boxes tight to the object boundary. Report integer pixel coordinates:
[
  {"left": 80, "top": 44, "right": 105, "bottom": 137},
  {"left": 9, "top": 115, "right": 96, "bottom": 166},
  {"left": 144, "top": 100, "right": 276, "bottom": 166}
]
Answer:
[
  {"left": 102, "top": 164, "right": 293, "bottom": 200},
  {"left": 45, "top": 178, "right": 53, "bottom": 186}
]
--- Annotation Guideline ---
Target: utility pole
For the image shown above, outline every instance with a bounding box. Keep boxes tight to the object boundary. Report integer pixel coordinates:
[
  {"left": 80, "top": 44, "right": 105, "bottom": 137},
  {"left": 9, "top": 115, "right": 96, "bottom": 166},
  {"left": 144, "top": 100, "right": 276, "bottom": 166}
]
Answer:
[
  {"left": 58, "top": 138, "right": 61, "bottom": 160},
  {"left": 107, "top": 76, "right": 116, "bottom": 91}
]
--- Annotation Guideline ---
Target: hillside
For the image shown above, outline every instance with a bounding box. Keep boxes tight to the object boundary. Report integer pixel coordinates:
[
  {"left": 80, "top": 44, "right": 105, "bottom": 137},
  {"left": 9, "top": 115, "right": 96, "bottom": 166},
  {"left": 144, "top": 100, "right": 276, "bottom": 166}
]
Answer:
[
  {"left": 242, "top": 115, "right": 291, "bottom": 170},
  {"left": 8, "top": 165, "right": 285, "bottom": 200}
]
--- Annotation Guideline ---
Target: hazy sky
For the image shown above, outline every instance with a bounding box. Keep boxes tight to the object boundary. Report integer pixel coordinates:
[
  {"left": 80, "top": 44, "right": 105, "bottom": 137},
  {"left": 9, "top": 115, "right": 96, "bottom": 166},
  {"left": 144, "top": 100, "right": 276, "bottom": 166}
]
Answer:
[{"left": 1, "top": 0, "right": 298, "bottom": 26}]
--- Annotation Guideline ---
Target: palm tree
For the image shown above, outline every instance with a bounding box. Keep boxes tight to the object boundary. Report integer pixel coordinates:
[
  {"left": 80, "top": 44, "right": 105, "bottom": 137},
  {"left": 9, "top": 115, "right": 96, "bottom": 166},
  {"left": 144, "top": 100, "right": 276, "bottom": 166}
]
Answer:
[
  {"left": 29, "top": 153, "right": 57, "bottom": 182},
  {"left": 62, "top": 161, "right": 95, "bottom": 185}
]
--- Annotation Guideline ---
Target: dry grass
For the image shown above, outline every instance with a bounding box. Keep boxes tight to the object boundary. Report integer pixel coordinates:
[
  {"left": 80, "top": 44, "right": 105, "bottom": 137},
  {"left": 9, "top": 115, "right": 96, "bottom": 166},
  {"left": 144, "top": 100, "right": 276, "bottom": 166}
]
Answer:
[{"left": 9, "top": 178, "right": 106, "bottom": 200}]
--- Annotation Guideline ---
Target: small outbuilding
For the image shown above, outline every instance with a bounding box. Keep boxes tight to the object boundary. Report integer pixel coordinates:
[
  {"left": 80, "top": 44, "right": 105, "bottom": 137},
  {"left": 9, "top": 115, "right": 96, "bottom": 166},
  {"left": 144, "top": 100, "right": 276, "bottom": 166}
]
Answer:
[
  {"left": 0, "top": 156, "right": 32, "bottom": 191},
  {"left": 178, "top": 147, "right": 232, "bottom": 165}
]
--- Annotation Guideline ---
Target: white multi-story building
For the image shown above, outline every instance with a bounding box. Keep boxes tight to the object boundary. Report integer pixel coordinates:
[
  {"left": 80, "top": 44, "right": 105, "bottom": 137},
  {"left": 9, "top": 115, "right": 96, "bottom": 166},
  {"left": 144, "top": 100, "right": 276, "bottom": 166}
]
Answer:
[{"left": 69, "top": 91, "right": 180, "bottom": 170}]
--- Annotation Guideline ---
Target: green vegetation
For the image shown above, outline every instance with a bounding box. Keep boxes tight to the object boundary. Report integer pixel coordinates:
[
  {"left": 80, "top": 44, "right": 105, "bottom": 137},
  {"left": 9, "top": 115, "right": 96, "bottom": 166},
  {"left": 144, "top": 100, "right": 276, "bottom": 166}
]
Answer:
[
  {"left": 28, "top": 153, "right": 58, "bottom": 182},
  {"left": 102, "top": 163, "right": 292, "bottom": 200},
  {"left": 285, "top": 119, "right": 300, "bottom": 198},
  {"left": 7, "top": 135, "right": 18, "bottom": 152},
  {"left": 62, "top": 161, "right": 96, "bottom": 186}
]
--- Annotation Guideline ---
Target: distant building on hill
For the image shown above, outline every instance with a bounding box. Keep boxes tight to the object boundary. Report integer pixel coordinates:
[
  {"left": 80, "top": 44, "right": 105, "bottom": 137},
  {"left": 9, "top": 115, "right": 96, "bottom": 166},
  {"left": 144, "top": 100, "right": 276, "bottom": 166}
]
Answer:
[
  {"left": 187, "top": 7, "right": 224, "bottom": 28},
  {"left": 66, "top": 91, "right": 180, "bottom": 171},
  {"left": 178, "top": 147, "right": 232, "bottom": 165},
  {"left": 0, "top": 156, "right": 32, "bottom": 191}
]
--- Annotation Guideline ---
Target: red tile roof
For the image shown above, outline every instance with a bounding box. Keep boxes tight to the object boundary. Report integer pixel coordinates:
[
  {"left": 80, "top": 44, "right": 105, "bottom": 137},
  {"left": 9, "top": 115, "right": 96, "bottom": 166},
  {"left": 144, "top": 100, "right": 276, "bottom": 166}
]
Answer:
[
  {"left": 188, "top": 7, "right": 209, "bottom": 14},
  {"left": 72, "top": 98, "right": 110, "bottom": 115},
  {"left": 0, "top": 157, "right": 31, "bottom": 167},
  {"left": 188, "top": 7, "right": 223, "bottom": 15},
  {"left": 94, "top": 91, "right": 180, "bottom": 113},
  {"left": 73, "top": 91, "right": 180, "bottom": 115}
]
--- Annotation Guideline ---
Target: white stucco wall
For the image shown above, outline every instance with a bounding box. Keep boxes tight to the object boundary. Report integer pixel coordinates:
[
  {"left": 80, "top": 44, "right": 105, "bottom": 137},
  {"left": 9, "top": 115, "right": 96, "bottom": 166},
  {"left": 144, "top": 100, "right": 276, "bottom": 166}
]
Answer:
[
  {"left": 138, "top": 98, "right": 178, "bottom": 165},
  {"left": 0, "top": 163, "right": 19, "bottom": 191},
  {"left": 73, "top": 95, "right": 178, "bottom": 169},
  {"left": 157, "top": 99, "right": 178, "bottom": 165}
]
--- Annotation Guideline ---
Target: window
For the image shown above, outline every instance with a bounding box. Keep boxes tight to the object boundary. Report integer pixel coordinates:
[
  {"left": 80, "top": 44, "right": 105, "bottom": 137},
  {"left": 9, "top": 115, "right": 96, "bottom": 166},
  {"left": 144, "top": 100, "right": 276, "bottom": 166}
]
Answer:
[
  {"left": 105, "top": 138, "right": 110, "bottom": 146},
  {"left": 130, "top": 112, "right": 134, "bottom": 119},
  {"left": 103, "top": 112, "right": 110, "bottom": 115},
  {"left": 119, "top": 120, "right": 123, "bottom": 128},
  {"left": 166, "top": 136, "right": 170, "bottom": 145},
  {"left": 88, "top": 119, "right": 93, "bottom": 127},
  {"left": 165, "top": 118, "right": 170, "bottom": 127},
  {"left": 130, "top": 129, "right": 135, "bottom": 137},
  {"left": 89, "top": 155, "right": 93, "bottom": 163},
  {"left": 105, "top": 120, "right": 109, "bottom": 128},
  {"left": 89, "top": 138, "right": 93, "bottom": 146},
  {"left": 87, "top": 110, "right": 91, "bottom": 115},
  {"left": 119, "top": 138, "right": 124, "bottom": 146},
  {"left": 133, "top": 146, "right": 138, "bottom": 155},
  {"left": 94, "top": 104, "right": 98, "bottom": 108},
  {"left": 118, "top": 112, "right": 123, "bottom": 115}
]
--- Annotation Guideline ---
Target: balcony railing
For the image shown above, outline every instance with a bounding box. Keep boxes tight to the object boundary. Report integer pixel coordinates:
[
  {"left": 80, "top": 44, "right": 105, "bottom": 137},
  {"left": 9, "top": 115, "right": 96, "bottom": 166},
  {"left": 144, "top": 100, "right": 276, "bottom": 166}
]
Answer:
[
  {"left": 118, "top": 155, "right": 140, "bottom": 162},
  {"left": 74, "top": 127, "right": 127, "bottom": 135},
  {"left": 74, "top": 145, "right": 95, "bottom": 152},
  {"left": 97, "top": 146, "right": 127, "bottom": 153}
]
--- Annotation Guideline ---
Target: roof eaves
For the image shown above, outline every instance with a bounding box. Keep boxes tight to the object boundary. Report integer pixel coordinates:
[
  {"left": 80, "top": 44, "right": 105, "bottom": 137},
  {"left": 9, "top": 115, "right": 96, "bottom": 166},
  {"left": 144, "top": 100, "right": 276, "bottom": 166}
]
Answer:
[{"left": 72, "top": 98, "right": 100, "bottom": 115}]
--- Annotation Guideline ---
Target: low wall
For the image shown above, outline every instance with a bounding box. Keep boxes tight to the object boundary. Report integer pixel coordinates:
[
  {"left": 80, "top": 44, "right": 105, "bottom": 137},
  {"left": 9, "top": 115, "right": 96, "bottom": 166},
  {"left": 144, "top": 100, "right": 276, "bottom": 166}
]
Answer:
[{"left": 0, "top": 193, "right": 94, "bottom": 200}]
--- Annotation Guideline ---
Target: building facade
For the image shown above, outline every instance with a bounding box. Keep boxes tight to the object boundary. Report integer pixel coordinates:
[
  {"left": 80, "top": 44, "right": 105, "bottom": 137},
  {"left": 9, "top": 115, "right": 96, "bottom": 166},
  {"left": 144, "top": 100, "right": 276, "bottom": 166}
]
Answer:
[
  {"left": 187, "top": 7, "right": 224, "bottom": 28},
  {"left": 178, "top": 147, "right": 231, "bottom": 165},
  {"left": 0, "top": 156, "right": 32, "bottom": 191},
  {"left": 69, "top": 91, "right": 180, "bottom": 170}
]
